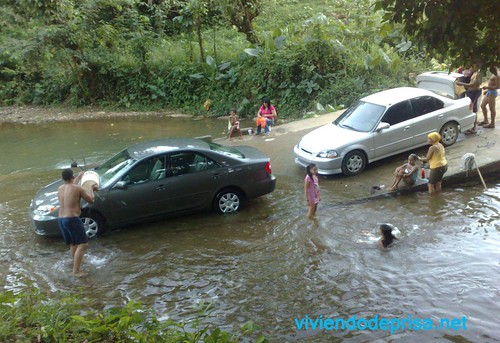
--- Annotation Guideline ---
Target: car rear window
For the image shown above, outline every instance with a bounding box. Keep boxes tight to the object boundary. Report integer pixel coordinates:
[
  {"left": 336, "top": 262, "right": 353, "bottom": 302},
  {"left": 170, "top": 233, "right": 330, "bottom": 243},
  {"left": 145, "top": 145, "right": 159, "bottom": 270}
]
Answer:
[
  {"left": 411, "top": 96, "right": 444, "bottom": 117},
  {"left": 209, "top": 142, "right": 245, "bottom": 158}
]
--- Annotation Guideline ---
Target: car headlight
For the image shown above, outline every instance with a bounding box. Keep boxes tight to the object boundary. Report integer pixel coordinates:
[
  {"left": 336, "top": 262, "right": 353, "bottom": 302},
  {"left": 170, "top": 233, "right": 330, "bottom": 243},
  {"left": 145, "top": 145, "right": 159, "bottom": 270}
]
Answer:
[
  {"left": 317, "top": 150, "right": 338, "bottom": 158},
  {"left": 34, "top": 205, "right": 58, "bottom": 216}
]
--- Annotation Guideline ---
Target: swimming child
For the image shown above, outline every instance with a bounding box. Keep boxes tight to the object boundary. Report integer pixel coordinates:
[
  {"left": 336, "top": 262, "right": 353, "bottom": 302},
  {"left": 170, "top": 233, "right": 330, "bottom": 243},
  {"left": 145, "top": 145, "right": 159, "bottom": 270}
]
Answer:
[
  {"left": 387, "top": 153, "right": 419, "bottom": 191},
  {"left": 228, "top": 109, "right": 242, "bottom": 140},
  {"left": 379, "top": 223, "right": 399, "bottom": 248},
  {"left": 304, "top": 163, "right": 320, "bottom": 219}
]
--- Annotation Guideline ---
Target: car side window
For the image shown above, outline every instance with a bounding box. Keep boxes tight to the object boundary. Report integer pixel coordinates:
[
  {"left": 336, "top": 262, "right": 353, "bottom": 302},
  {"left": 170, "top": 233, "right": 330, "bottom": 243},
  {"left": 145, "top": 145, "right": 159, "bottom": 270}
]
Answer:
[
  {"left": 123, "top": 156, "right": 166, "bottom": 185},
  {"left": 410, "top": 96, "right": 444, "bottom": 118},
  {"left": 381, "top": 100, "right": 413, "bottom": 126},
  {"left": 169, "top": 152, "right": 218, "bottom": 176}
]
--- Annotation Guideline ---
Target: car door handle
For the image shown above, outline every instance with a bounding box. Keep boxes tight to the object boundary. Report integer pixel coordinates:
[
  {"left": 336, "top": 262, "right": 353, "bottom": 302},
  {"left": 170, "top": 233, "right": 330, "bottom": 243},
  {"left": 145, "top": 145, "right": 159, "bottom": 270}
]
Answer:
[
  {"left": 404, "top": 126, "right": 411, "bottom": 130},
  {"left": 156, "top": 184, "right": 167, "bottom": 191},
  {"left": 212, "top": 173, "right": 222, "bottom": 180},
  {"left": 438, "top": 114, "right": 444, "bottom": 119}
]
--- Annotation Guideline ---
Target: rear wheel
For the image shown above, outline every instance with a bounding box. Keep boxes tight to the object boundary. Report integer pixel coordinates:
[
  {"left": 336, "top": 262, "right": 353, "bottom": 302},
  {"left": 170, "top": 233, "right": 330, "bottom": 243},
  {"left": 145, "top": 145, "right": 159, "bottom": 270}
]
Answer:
[
  {"left": 214, "top": 189, "right": 242, "bottom": 214},
  {"left": 440, "top": 122, "right": 459, "bottom": 147},
  {"left": 341, "top": 150, "right": 367, "bottom": 176},
  {"left": 80, "top": 212, "right": 105, "bottom": 238}
]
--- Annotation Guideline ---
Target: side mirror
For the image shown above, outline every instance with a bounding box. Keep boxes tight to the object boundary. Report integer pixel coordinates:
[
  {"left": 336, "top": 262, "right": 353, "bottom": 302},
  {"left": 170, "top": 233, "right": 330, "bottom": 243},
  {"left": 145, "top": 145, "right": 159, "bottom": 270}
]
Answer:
[
  {"left": 376, "top": 122, "right": 390, "bottom": 131},
  {"left": 113, "top": 180, "right": 128, "bottom": 190}
]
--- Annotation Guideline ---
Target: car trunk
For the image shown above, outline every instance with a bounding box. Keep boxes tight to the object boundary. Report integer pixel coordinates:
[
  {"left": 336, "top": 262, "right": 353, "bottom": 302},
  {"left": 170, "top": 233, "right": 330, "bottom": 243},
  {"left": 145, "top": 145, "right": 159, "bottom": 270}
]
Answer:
[{"left": 416, "top": 71, "right": 466, "bottom": 99}]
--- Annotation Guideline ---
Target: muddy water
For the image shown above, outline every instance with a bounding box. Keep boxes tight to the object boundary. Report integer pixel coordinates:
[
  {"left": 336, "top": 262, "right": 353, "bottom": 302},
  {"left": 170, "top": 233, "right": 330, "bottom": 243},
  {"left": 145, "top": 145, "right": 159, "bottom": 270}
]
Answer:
[{"left": 1, "top": 116, "right": 499, "bottom": 342}]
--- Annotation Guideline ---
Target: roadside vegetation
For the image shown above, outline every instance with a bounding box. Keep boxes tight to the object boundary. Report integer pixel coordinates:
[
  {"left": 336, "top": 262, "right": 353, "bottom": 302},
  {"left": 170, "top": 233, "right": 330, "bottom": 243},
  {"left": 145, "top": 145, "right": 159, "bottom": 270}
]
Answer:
[
  {"left": 0, "top": 0, "right": 437, "bottom": 118},
  {"left": 0, "top": 286, "right": 266, "bottom": 342}
]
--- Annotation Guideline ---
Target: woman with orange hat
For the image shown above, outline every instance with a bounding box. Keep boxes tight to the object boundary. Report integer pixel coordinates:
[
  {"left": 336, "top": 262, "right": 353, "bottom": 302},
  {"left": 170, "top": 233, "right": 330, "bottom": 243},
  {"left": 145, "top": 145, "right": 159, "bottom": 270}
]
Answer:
[{"left": 419, "top": 132, "right": 448, "bottom": 195}]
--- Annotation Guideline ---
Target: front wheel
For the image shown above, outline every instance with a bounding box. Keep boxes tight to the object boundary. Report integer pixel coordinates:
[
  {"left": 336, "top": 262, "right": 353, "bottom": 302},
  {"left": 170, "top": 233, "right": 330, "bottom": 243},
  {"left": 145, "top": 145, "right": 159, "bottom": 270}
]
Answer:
[
  {"left": 341, "top": 150, "right": 367, "bottom": 176},
  {"left": 440, "top": 122, "right": 459, "bottom": 147},
  {"left": 214, "top": 189, "right": 242, "bottom": 214},
  {"left": 80, "top": 212, "right": 105, "bottom": 238}
]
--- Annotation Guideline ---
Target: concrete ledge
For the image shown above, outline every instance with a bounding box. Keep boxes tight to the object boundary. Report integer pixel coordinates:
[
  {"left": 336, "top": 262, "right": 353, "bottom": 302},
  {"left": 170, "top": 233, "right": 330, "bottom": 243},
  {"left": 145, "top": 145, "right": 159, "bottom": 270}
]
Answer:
[{"left": 443, "top": 159, "right": 500, "bottom": 188}]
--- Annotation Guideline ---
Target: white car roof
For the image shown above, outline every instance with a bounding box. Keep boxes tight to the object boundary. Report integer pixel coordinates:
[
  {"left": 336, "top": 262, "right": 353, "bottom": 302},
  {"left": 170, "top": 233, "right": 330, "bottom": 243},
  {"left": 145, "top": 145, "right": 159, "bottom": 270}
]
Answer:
[{"left": 361, "top": 87, "right": 435, "bottom": 107}]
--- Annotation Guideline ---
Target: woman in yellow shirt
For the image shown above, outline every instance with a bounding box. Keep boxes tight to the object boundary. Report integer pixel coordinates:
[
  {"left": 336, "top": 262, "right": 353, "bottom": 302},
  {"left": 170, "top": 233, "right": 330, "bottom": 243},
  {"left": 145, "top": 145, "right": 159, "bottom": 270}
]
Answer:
[{"left": 419, "top": 132, "right": 448, "bottom": 195}]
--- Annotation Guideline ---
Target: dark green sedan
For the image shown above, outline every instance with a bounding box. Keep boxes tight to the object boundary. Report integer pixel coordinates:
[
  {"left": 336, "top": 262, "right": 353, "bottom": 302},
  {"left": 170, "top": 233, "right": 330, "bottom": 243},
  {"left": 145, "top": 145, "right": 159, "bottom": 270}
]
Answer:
[{"left": 29, "top": 138, "right": 276, "bottom": 238}]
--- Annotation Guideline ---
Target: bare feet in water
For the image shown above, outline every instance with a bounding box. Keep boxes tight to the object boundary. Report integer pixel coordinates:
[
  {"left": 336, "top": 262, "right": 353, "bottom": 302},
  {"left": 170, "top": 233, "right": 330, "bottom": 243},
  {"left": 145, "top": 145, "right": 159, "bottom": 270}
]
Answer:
[{"left": 73, "top": 271, "right": 87, "bottom": 277}]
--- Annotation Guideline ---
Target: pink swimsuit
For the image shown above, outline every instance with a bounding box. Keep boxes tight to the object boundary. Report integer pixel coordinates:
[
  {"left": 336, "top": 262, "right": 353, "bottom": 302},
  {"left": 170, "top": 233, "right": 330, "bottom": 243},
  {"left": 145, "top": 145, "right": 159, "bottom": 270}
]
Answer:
[{"left": 305, "top": 174, "right": 320, "bottom": 204}]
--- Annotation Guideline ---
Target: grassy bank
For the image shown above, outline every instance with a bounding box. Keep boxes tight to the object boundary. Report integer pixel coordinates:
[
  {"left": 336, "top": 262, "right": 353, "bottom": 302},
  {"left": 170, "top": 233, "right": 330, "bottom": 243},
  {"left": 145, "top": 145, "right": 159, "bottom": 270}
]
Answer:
[
  {"left": 0, "top": 0, "right": 436, "bottom": 119},
  {"left": 0, "top": 286, "right": 265, "bottom": 342}
]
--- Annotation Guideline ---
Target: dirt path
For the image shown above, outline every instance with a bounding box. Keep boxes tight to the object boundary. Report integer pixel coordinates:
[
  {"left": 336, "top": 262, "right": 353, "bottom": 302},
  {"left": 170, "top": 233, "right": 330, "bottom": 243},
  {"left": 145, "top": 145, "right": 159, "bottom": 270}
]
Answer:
[{"left": 0, "top": 106, "right": 192, "bottom": 125}]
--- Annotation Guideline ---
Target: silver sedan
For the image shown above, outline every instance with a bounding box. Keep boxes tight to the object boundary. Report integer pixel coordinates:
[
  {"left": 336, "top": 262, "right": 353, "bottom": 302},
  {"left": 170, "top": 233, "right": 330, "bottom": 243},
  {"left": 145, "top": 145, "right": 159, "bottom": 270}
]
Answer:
[{"left": 294, "top": 87, "right": 475, "bottom": 176}]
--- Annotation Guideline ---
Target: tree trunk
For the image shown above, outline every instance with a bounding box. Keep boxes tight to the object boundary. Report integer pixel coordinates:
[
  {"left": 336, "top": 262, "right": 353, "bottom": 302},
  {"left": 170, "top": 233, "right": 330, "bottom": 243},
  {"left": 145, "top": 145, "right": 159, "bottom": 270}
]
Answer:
[{"left": 195, "top": 17, "right": 204, "bottom": 62}]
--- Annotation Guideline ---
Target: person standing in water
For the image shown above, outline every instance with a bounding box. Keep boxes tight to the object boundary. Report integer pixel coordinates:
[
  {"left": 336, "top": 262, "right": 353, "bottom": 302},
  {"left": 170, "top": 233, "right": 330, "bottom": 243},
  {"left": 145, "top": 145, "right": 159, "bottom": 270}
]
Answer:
[
  {"left": 304, "top": 163, "right": 320, "bottom": 219},
  {"left": 57, "top": 168, "right": 97, "bottom": 276},
  {"left": 419, "top": 132, "right": 448, "bottom": 195}
]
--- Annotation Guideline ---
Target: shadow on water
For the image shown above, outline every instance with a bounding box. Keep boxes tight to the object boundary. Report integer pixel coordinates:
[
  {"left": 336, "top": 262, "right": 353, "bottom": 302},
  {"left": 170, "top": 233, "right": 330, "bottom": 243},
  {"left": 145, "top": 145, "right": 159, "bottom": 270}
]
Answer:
[{"left": 1, "top": 117, "right": 500, "bottom": 342}]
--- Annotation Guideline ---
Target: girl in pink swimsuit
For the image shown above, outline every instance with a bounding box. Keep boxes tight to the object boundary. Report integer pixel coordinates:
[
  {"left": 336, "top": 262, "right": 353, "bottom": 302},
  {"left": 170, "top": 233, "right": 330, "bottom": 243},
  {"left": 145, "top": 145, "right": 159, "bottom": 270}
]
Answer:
[{"left": 304, "top": 163, "right": 320, "bottom": 219}]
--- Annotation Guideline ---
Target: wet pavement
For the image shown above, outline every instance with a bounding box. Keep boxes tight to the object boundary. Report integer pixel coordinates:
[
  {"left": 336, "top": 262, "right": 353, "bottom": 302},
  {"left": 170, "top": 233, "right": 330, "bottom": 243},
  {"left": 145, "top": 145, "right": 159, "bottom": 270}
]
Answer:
[{"left": 220, "top": 97, "right": 500, "bottom": 200}]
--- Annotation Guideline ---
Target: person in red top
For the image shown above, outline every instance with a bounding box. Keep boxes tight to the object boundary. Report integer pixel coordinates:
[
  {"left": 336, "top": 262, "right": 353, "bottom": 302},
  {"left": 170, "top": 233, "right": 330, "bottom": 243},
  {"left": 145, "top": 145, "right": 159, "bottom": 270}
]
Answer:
[{"left": 256, "top": 96, "right": 277, "bottom": 135}]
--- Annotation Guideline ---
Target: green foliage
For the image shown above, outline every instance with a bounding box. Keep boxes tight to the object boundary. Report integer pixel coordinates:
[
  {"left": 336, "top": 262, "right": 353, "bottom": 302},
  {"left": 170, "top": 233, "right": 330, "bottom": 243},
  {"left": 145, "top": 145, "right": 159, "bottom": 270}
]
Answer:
[
  {"left": 0, "top": 0, "right": 434, "bottom": 117},
  {"left": 0, "top": 286, "right": 266, "bottom": 342},
  {"left": 375, "top": 0, "right": 499, "bottom": 68},
  {"left": 218, "top": 0, "right": 261, "bottom": 44}
]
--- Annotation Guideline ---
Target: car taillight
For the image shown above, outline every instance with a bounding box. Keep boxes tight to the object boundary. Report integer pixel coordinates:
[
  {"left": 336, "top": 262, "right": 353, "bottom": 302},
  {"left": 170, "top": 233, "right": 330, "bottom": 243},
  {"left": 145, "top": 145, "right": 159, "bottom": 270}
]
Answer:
[{"left": 265, "top": 161, "right": 272, "bottom": 174}]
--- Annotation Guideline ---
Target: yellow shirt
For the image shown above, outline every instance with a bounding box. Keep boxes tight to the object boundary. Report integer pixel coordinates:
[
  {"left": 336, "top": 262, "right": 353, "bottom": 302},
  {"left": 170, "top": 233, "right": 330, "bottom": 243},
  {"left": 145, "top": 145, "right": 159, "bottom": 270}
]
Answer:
[{"left": 429, "top": 144, "right": 447, "bottom": 169}]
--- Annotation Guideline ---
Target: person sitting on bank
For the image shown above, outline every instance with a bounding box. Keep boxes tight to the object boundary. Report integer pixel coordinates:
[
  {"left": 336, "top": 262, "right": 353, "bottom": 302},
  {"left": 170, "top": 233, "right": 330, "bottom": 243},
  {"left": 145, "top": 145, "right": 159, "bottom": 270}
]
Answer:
[
  {"left": 228, "top": 109, "right": 242, "bottom": 140},
  {"left": 387, "top": 153, "right": 419, "bottom": 191},
  {"left": 256, "top": 96, "right": 277, "bottom": 135}
]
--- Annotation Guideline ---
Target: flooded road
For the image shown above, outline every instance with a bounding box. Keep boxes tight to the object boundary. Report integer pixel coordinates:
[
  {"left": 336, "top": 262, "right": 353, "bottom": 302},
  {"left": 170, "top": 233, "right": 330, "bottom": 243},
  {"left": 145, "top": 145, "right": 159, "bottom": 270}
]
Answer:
[{"left": 1, "top": 116, "right": 499, "bottom": 342}]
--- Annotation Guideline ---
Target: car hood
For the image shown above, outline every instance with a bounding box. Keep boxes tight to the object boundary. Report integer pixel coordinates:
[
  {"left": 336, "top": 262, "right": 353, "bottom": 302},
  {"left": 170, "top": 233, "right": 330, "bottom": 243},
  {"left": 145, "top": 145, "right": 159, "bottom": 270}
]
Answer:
[
  {"left": 30, "top": 179, "right": 62, "bottom": 210},
  {"left": 298, "top": 123, "right": 366, "bottom": 152}
]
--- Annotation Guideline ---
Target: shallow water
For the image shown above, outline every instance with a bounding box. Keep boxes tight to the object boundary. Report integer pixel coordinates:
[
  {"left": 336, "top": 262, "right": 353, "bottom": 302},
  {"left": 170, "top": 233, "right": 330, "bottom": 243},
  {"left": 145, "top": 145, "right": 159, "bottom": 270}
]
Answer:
[{"left": 1, "top": 117, "right": 499, "bottom": 342}]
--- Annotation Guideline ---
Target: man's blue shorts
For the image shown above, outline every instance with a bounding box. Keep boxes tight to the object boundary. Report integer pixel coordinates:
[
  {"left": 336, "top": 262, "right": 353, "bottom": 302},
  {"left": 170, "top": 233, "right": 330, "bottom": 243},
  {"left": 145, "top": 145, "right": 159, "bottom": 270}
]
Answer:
[{"left": 58, "top": 217, "right": 88, "bottom": 245}]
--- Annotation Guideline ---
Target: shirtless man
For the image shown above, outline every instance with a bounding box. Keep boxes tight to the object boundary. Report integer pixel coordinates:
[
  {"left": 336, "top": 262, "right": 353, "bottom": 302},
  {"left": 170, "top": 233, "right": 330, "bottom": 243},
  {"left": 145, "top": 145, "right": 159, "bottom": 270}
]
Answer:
[
  {"left": 457, "top": 64, "right": 482, "bottom": 134},
  {"left": 58, "top": 168, "right": 97, "bottom": 276},
  {"left": 480, "top": 65, "right": 500, "bottom": 128}
]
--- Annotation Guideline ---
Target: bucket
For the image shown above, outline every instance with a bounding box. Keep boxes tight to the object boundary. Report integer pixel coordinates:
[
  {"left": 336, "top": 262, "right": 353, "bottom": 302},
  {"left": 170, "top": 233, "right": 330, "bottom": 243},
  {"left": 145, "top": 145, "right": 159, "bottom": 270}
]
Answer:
[{"left": 80, "top": 171, "right": 100, "bottom": 193}]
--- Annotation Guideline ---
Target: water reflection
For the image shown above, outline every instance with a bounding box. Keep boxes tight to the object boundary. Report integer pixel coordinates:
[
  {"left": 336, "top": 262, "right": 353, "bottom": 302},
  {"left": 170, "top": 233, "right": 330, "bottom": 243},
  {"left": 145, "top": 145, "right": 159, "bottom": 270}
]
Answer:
[{"left": 0, "top": 118, "right": 499, "bottom": 342}]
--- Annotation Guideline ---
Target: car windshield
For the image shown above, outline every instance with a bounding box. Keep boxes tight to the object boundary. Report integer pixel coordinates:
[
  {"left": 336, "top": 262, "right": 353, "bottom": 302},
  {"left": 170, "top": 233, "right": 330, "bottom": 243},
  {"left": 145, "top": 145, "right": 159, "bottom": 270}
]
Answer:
[
  {"left": 209, "top": 142, "right": 245, "bottom": 158},
  {"left": 335, "top": 101, "right": 386, "bottom": 132},
  {"left": 93, "top": 149, "right": 135, "bottom": 186}
]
